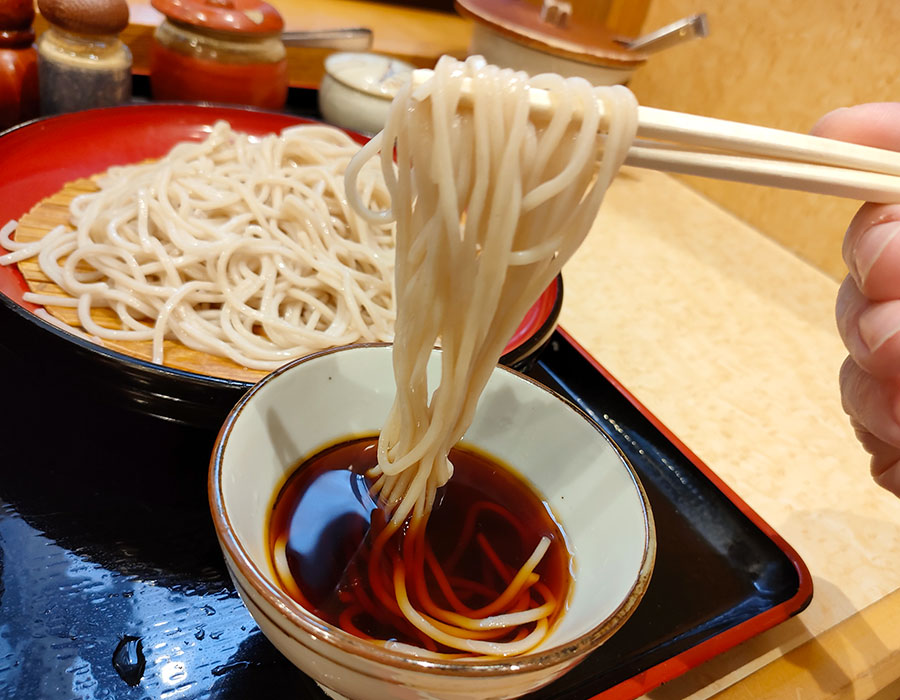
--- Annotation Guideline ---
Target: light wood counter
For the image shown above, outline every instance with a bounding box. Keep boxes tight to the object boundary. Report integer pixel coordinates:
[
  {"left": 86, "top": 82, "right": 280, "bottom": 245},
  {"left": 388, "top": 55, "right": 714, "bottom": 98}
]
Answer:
[{"left": 564, "top": 167, "right": 900, "bottom": 698}]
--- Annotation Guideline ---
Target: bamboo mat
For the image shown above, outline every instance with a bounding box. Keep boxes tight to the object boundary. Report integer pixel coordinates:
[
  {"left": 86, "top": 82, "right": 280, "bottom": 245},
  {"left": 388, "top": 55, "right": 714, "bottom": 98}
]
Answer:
[{"left": 14, "top": 179, "right": 269, "bottom": 384}]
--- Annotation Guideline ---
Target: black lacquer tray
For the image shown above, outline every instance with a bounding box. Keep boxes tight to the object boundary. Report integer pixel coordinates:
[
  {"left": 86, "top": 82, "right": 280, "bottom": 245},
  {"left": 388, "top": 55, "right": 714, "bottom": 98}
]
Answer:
[{"left": 0, "top": 328, "right": 811, "bottom": 700}]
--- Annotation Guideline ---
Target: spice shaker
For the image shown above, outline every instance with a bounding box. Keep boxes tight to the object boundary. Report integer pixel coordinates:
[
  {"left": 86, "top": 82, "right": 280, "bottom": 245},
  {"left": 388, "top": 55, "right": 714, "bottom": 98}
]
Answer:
[
  {"left": 36, "top": 0, "right": 132, "bottom": 114},
  {"left": 149, "top": 0, "right": 288, "bottom": 110},
  {"left": 0, "top": 0, "right": 40, "bottom": 129}
]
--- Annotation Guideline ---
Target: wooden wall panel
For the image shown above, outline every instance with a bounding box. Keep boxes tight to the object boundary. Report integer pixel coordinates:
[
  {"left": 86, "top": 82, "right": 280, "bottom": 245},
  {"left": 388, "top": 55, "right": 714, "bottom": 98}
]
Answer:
[{"left": 628, "top": 0, "right": 900, "bottom": 280}]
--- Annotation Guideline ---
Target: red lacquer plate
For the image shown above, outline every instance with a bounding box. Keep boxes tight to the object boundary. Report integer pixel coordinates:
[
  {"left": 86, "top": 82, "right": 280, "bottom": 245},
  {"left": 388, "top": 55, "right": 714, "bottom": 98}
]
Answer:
[{"left": 0, "top": 104, "right": 561, "bottom": 425}]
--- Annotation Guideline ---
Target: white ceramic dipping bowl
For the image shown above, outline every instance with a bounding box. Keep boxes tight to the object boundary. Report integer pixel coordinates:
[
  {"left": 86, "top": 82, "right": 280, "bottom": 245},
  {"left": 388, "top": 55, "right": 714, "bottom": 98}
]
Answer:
[
  {"left": 209, "top": 344, "right": 655, "bottom": 700},
  {"left": 318, "top": 52, "right": 414, "bottom": 136}
]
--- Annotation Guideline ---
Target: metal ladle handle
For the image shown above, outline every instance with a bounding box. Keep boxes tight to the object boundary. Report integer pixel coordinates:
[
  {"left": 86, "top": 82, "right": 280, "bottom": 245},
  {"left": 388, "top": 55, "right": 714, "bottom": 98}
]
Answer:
[
  {"left": 282, "top": 27, "right": 374, "bottom": 51},
  {"left": 620, "top": 13, "right": 708, "bottom": 54}
]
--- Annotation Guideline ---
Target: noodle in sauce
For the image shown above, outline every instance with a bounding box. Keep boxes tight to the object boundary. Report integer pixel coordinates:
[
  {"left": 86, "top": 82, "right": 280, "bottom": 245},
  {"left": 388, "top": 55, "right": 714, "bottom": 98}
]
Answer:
[{"left": 268, "top": 436, "right": 572, "bottom": 658}]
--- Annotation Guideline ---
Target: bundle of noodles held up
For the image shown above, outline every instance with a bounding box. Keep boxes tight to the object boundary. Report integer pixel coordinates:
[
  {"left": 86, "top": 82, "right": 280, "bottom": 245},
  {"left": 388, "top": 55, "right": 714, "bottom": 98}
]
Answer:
[{"left": 271, "top": 55, "right": 638, "bottom": 658}]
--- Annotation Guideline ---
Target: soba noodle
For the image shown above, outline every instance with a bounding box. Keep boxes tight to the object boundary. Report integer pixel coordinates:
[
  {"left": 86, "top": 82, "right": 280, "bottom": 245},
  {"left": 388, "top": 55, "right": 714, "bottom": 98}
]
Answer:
[
  {"left": 344, "top": 55, "right": 638, "bottom": 656},
  {"left": 0, "top": 121, "right": 395, "bottom": 370}
]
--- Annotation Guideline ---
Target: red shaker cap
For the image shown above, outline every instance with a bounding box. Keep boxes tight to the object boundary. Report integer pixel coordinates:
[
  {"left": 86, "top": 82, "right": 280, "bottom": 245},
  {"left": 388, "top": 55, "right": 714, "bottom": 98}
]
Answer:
[{"left": 151, "top": 0, "right": 284, "bottom": 35}]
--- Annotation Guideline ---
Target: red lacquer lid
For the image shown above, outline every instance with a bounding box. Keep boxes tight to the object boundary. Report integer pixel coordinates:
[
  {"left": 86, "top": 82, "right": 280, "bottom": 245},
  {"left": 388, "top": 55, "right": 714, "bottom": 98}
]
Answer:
[
  {"left": 455, "top": 0, "right": 645, "bottom": 68},
  {"left": 150, "top": 0, "right": 284, "bottom": 35}
]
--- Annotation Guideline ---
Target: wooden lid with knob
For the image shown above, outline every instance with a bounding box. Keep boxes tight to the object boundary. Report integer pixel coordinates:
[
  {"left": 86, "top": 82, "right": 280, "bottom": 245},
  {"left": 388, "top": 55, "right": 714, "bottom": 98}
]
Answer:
[
  {"left": 0, "top": 0, "right": 36, "bottom": 31},
  {"left": 37, "top": 0, "right": 129, "bottom": 36},
  {"left": 0, "top": 0, "right": 36, "bottom": 46}
]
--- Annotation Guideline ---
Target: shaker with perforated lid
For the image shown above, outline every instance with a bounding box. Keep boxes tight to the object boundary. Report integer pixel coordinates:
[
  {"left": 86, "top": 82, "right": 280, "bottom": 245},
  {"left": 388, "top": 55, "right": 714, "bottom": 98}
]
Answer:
[{"left": 36, "top": 0, "right": 132, "bottom": 114}]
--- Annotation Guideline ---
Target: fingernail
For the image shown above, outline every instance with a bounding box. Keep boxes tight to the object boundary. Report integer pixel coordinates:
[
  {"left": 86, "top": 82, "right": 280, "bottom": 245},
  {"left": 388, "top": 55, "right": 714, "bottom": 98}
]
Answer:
[
  {"left": 858, "top": 299, "right": 900, "bottom": 352},
  {"left": 810, "top": 107, "right": 850, "bottom": 135},
  {"left": 854, "top": 221, "right": 900, "bottom": 286}
]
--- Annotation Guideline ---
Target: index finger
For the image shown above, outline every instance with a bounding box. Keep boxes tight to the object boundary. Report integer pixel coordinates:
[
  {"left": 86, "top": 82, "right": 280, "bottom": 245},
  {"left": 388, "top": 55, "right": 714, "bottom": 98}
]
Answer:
[
  {"left": 813, "top": 104, "right": 900, "bottom": 300},
  {"left": 811, "top": 103, "right": 900, "bottom": 150}
]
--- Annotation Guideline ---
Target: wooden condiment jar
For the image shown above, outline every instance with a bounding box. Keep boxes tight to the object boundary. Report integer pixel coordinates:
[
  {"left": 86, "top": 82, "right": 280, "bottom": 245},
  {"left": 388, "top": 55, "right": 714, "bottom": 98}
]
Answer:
[
  {"left": 0, "top": 0, "right": 40, "bottom": 129},
  {"left": 36, "top": 0, "right": 132, "bottom": 114},
  {"left": 149, "top": 0, "right": 288, "bottom": 110}
]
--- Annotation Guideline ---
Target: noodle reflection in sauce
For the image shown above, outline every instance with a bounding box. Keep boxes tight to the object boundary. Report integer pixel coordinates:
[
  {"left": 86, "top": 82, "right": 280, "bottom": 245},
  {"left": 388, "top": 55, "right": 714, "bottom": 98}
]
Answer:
[
  {"left": 292, "top": 55, "right": 638, "bottom": 658},
  {"left": 268, "top": 436, "right": 573, "bottom": 659}
]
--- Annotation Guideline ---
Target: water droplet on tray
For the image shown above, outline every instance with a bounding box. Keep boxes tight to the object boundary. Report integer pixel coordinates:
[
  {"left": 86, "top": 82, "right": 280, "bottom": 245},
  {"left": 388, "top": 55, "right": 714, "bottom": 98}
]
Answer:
[
  {"left": 211, "top": 660, "right": 250, "bottom": 676},
  {"left": 112, "top": 636, "right": 145, "bottom": 687}
]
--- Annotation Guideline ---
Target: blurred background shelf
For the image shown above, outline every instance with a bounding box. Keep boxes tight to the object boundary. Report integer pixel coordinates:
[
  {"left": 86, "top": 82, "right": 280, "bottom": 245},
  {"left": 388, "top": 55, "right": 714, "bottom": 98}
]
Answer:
[{"left": 115, "top": 0, "right": 473, "bottom": 87}]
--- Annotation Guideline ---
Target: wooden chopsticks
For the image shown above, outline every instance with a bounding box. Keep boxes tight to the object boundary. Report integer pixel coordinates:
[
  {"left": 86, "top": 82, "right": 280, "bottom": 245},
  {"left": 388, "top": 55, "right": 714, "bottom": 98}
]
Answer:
[
  {"left": 410, "top": 69, "right": 900, "bottom": 203},
  {"left": 625, "top": 108, "right": 900, "bottom": 202}
]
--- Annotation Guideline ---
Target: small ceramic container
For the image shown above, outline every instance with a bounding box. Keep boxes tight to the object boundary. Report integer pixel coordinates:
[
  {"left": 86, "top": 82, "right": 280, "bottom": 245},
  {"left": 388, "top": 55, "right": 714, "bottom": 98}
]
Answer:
[
  {"left": 318, "top": 52, "right": 414, "bottom": 135},
  {"left": 150, "top": 0, "right": 288, "bottom": 109},
  {"left": 209, "top": 343, "right": 655, "bottom": 700}
]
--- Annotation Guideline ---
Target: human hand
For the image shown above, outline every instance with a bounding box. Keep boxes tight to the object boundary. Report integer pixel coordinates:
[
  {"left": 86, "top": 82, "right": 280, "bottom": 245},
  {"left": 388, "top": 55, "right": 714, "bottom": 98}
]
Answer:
[{"left": 812, "top": 103, "right": 900, "bottom": 497}]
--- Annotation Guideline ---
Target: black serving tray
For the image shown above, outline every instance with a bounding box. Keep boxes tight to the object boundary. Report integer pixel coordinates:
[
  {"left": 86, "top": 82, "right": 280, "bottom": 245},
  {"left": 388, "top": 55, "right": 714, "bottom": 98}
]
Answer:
[{"left": 0, "top": 328, "right": 811, "bottom": 700}]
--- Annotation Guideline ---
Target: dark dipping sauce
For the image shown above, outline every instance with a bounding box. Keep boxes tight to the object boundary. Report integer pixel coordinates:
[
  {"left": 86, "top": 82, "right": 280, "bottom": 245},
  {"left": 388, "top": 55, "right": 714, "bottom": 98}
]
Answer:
[{"left": 267, "top": 435, "right": 573, "bottom": 653}]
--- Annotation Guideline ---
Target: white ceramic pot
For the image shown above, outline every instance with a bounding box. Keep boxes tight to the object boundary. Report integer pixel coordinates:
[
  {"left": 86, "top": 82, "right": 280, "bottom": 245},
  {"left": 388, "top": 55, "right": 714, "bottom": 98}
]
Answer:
[
  {"left": 318, "top": 52, "right": 414, "bottom": 135},
  {"left": 209, "top": 343, "right": 655, "bottom": 700},
  {"left": 469, "top": 24, "right": 636, "bottom": 85}
]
